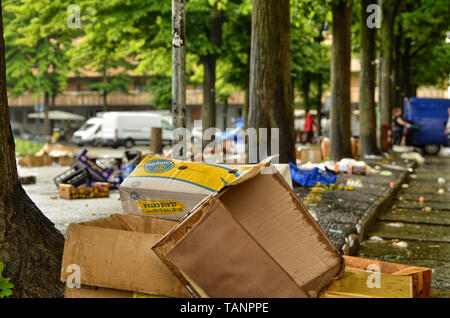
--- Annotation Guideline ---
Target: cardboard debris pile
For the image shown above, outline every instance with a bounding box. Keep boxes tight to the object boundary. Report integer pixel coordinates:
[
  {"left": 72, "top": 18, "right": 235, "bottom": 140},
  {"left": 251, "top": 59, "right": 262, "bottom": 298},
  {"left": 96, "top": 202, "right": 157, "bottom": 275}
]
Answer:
[
  {"left": 18, "top": 143, "right": 75, "bottom": 167},
  {"left": 61, "top": 155, "right": 432, "bottom": 298}
]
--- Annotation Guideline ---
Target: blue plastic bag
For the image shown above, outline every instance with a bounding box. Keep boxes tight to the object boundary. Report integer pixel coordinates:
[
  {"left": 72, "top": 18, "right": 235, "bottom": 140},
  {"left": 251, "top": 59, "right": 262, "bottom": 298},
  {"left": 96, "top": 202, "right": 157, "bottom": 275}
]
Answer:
[{"left": 289, "top": 162, "right": 337, "bottom": 187}]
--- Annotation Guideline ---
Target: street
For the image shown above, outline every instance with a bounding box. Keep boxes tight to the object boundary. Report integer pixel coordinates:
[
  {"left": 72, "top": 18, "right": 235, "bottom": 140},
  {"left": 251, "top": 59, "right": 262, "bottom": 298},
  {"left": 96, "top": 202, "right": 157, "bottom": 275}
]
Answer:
[{"left": 358, "top": 155, "right": 450, "bottom": 297}]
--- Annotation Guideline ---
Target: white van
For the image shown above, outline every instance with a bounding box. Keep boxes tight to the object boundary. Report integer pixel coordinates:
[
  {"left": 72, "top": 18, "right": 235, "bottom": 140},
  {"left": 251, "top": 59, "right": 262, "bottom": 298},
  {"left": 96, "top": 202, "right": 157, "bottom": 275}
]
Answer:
[
  {"left": 73, "top": 116, "right": 103, "bottom": 146},
  {"left": 98, "top": 112, "right": 173, "bottom": 148}
]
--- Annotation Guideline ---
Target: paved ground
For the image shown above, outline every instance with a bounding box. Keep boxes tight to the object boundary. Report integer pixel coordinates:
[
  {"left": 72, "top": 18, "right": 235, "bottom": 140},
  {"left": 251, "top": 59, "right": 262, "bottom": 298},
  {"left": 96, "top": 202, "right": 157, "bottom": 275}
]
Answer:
[{"left": 357, "top": 155, "right": 450, "bottom": 297}]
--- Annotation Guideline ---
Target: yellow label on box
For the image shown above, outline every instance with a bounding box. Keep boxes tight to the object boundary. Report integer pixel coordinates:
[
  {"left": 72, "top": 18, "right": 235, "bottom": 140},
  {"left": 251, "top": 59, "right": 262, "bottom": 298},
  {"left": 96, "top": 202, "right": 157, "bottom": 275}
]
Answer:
[
  {"left": 129, "top": 157, "right": 241, "bottom": 192},
  {"left": 136, "top": 200, "right": 186, "bottom": 215}
]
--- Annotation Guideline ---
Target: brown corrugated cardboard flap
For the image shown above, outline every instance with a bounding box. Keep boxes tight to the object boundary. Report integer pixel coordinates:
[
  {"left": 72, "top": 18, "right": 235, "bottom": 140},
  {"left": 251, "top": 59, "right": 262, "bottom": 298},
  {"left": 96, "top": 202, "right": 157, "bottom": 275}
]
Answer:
[
  {"left": 153, "top": 157, "right": 345, "bottom": 298},
  {"left": 61, "top": 214, "right": 192, "bottom": 298}
]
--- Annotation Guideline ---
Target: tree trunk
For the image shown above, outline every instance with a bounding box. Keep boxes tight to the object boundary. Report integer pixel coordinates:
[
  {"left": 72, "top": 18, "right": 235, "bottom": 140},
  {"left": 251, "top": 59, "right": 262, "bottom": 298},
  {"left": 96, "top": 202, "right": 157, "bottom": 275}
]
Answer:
[
  {"left": 248, "top": 0, "right": 294, "bottom": 164},
  {"left": 102, "top": 90, "right": 108, "bottom": 112},
  {"left": 0, "top": 5, "right": 65, "bottom": 298},
  {"left": 402, "top": 37, "right": 412, "bottom": 98},
  {"left": 393, "top": 23, "right": 403, "bottom": 110},
  {"left": 302, "top": 76, "right": 310, "bottom": 112},
  {"left": 380, "top": 0, "right": 399, "bottom": 127},
  {"left": 330, "top": 0, "right": 353, "bottom": 160},
  {"left": 317, "top": 77, "right": 323, "bottom": 137},
  {"left": 43, "top": 91, "right": 50, "bottom": 136},
  {"left": 201, "top": 5, "right": 223, "bottom": 148},
  {"left": 359, "top": 0, "right": 381, "bottom": 156}
]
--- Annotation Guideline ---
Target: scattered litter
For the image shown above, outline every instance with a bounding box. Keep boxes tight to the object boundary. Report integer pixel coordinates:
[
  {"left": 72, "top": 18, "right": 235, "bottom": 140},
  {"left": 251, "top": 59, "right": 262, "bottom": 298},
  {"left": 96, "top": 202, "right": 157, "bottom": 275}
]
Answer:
[
  {"left": 400, "top": 152, "right": 426, "bottom": 165},
  {"left": 421, "top": 207, "right": 432, "bottom": 212},
  {"left": 410, "top": 174, "right": 417, "bottom": 179},
  {"left": 381, "top": 164, "right": 407, "bottom": 171},
  {"left": 380, "top": 171, "right": 393, "bottom": 176},
  {"left": 329, "top": 229, "right": 343, "bottom": 234},
  {"left": 438, "top": 188, "right": 445, "bottom": 194},
  {"left": 437, "top": 177, "right": 446, "bottom": 185},
  {"left": 419, "top": 196, "right": 425, "bottom": 203},
  {"left": 369, "top": 236, "right": 384, "bottom": 241},
  {"left": 387, "top": 222, "right": 404, "bottom": 228},
  {"left": 401, "top": 184, "right": 409, "bottom": 189},
  {"left": 346, "top": 179, "right": 363, "bottom": 188},
  {"left": 399, "top": 196, "right": 403, "bottom": 200},
  {"left": 392, "top": 241, "right": 408, "bottom": 249},
  {"left": 408, "top": 168, "right": 414, "bottom": 172},
  {"left": 289, "top": 163, "right": 337, "bottom": 187},
  {"left": 428, "top": 245, "right": 440, "bottom": 248},
  {"left": 50, "top": 195, "right": 58, "bottom": 200},
  {"left": 389, "top": 182, "right": 395, "bottom": 189}
]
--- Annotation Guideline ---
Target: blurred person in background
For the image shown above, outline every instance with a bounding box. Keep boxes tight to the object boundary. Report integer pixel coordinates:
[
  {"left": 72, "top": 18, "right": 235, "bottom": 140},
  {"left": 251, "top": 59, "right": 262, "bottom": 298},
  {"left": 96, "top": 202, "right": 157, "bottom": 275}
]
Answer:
[{"left": 304, "top": 111, "right": 318, "bottom": 144}]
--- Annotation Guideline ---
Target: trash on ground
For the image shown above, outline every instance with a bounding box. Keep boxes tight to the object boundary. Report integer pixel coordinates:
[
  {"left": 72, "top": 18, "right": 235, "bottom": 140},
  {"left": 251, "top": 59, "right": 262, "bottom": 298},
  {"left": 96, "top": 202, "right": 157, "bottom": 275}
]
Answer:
[
  {"left": 346, "top": 179, "right": 363, "bottom": 188},
  {"left": 438, "top": 188, "right": 445, "bottom": 194},
  {"left": 152, "top": 158, "right": 345, "bottom": 297},
  {"left": 61, "top": 214, "right": 191, "bottom": 298},
  {"left": 400, "top": 152, "right": 426, "bottom": 165},
  {"left": 421, "top": 207, "right": 432, "bottom": 212},
  {"left": 419, "top": 196, "right": 425, "bottom": 203},
  {"left": 410, "top": 174, "right": 417, "bottom": 179},
  {"left": 380, "top": 170, "right": 393, "bottom": 176},
  {"left": 19, "top": 175, "right": 36, "bottom": 185},
  {"left": 389, "top": 182, "right": 395, "bottom": 188},
  {"left": 401, "top": 184, "right": 410, "bottom": 189},
  {"left": 369, "top": 236, "right": 384, "bottom": 241},
  {"left": 437, "top": 177, "right": 446, "bottom": 185},
  {"left": 321, "top": 256, "right": 431, "bottom": 298},
  {"left": 58, "top": 182, "right": 110, "bottom": 200},
  {"left": 289, "top": 163, "right": 337, "bottom": 187},
  {"left": 296, "top": 145, "right": 323, "bottom": 163},
  {"left": 329, "top": 229, "right": 343, "bottom": 234},
  {"left": 392, "top": 241, "right": 408, "bottom": 249},
  {"left": 387, "top": 222, "right": 404, "bottom": 228}
]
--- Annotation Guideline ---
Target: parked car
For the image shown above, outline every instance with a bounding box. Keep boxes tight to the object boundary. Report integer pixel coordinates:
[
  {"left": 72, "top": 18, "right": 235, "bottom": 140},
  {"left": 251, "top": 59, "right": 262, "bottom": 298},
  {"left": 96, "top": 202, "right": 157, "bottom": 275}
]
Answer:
[
  {"left": 98, "top": 112, "right": 173, "bottom": 148},
  {"left": 403, "top": 97, "right": 449, "bottom": 155},
  {"left": 72, "top": 116, "right": 103, "bottom": 146}
]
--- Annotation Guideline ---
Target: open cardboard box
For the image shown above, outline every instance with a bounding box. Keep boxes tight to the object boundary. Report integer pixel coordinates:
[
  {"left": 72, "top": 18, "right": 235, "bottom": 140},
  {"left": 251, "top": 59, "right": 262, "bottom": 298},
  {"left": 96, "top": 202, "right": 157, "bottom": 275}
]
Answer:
[
  {"left": 119, "top": 155, "right": 293, "bottom": 221},
  {"left": 152, "top": 156, "right": 345, "bottom": 298},
  {"left": 61, "top": 214, "right": 191, "bottom": 298},
  {"left": 321, "top": 255, "right": 432, "bottom": 298}
]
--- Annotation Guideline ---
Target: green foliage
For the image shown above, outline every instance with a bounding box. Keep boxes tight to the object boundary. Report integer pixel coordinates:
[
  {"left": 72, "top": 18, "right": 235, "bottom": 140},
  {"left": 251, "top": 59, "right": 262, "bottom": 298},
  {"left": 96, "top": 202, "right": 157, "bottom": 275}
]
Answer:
[
  {"left": 14, "top": 138, "right": 44, "bottom": 156},
  {"left": 0, "top": 262, "right": 14, "bottom": 298}
]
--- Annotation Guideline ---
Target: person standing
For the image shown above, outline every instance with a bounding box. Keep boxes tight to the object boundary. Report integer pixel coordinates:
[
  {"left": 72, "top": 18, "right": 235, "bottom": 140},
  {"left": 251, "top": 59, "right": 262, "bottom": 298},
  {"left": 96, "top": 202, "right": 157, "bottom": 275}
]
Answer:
[
  {"left": 304, "top": 111, "right": 318, "bottom": 144},
  {"left": 392, "top": 108, "right": 408, "bottom": 145}
]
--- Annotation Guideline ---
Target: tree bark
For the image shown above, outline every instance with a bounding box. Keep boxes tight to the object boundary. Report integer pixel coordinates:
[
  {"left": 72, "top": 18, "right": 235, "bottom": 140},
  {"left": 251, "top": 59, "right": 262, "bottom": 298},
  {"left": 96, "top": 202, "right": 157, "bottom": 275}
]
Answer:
[
  {"left": 43, "top": 91, "right": 50, "bottom": 136},
  {"left": 330, "top": 0, "right": 353, "bottom": 160},
  {"left": 302, "top": 76, "right": 310, "bottom": 112},
  {"left": 380, "top": 0, "right": 399, "bottom": 127},
  {"left": 359, "top": 0, "right": 381, "bottom": 156},
  {"left": 248, "top": 0, "right": 295, "bottom": 164},
  {"left": 0, "top": 4, "right": 65, "bottom": 298},
  {"left": 201, "top": 4, "right": 223, "bottom": 148},
  {"left": 317, "top": 77, "right": 323, "bottom": 136}
]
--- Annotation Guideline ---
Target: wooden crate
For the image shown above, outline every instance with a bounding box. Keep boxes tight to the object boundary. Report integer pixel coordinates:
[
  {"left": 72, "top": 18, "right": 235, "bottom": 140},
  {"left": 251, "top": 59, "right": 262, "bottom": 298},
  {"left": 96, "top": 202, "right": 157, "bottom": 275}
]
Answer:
[
  {"left": 321, "top": 256, "right": 432, "bottom": 298},
  {"left": 58, "top": 182, "right": 110, "bottom": 200}
]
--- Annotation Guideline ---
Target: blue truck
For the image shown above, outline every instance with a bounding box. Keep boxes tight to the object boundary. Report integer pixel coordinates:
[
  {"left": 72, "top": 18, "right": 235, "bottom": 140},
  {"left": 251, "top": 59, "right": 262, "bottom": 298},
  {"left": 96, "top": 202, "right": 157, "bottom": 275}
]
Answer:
[{"left": 403, "top": 97, "right": 449, "bottom": 155}]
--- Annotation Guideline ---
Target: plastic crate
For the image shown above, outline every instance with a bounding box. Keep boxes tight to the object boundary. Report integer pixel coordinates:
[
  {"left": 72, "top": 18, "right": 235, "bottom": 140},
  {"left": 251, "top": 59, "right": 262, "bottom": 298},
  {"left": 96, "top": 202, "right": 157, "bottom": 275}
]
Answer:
[
  {"left": 289, "top": 162, "right": 337, "bottom": 187},
  {"left": 53, "top": 167, "right": 91, "bottom": 187}
]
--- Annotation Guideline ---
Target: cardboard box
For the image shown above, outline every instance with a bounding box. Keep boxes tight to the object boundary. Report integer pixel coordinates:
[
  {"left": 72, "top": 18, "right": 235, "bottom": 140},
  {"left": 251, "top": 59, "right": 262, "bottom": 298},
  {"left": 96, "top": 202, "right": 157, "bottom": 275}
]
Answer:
[
  {"left": 321, "top": 138, "right": 330, "bottom": 160},
  {"left": 61, "top": 214, "right": 191, "bottom": 298},
  {"left": 152, "top": 157, "right": 345, "bottom": 298},
  {"left": 58, "top": 155, "right": 75, "bottom": 166},
  {"left": 321, "top": 256, "right": 432, "bottom": 298},
  {"left": 18, "top": 155, "right": 44, "bottom": 167},
  {"left": 119, "top": 156, "right": 293, "bottom": 221},
  {"left": 64, "top": 285, "right": 166, "bottom": 298},
  {"left": 299, "top": 146, "right": 322, "bottom": 163},
  {"left": 58, "top": 182, "right": 110, "bottom": 199}
]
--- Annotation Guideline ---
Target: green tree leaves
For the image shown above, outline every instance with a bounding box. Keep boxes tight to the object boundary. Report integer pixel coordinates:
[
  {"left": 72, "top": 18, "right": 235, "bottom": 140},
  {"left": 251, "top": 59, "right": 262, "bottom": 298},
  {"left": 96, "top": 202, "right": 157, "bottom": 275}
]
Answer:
[{"left": 0, "top": 262, "right": 14, "bottom": 298}]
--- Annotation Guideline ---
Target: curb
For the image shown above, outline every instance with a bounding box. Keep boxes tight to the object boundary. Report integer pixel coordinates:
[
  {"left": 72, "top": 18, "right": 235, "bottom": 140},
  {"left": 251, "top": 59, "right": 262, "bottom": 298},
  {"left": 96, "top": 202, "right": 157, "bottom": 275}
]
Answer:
[{"left": 342, "top": 159, "right": 417, "bottom": 256}]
